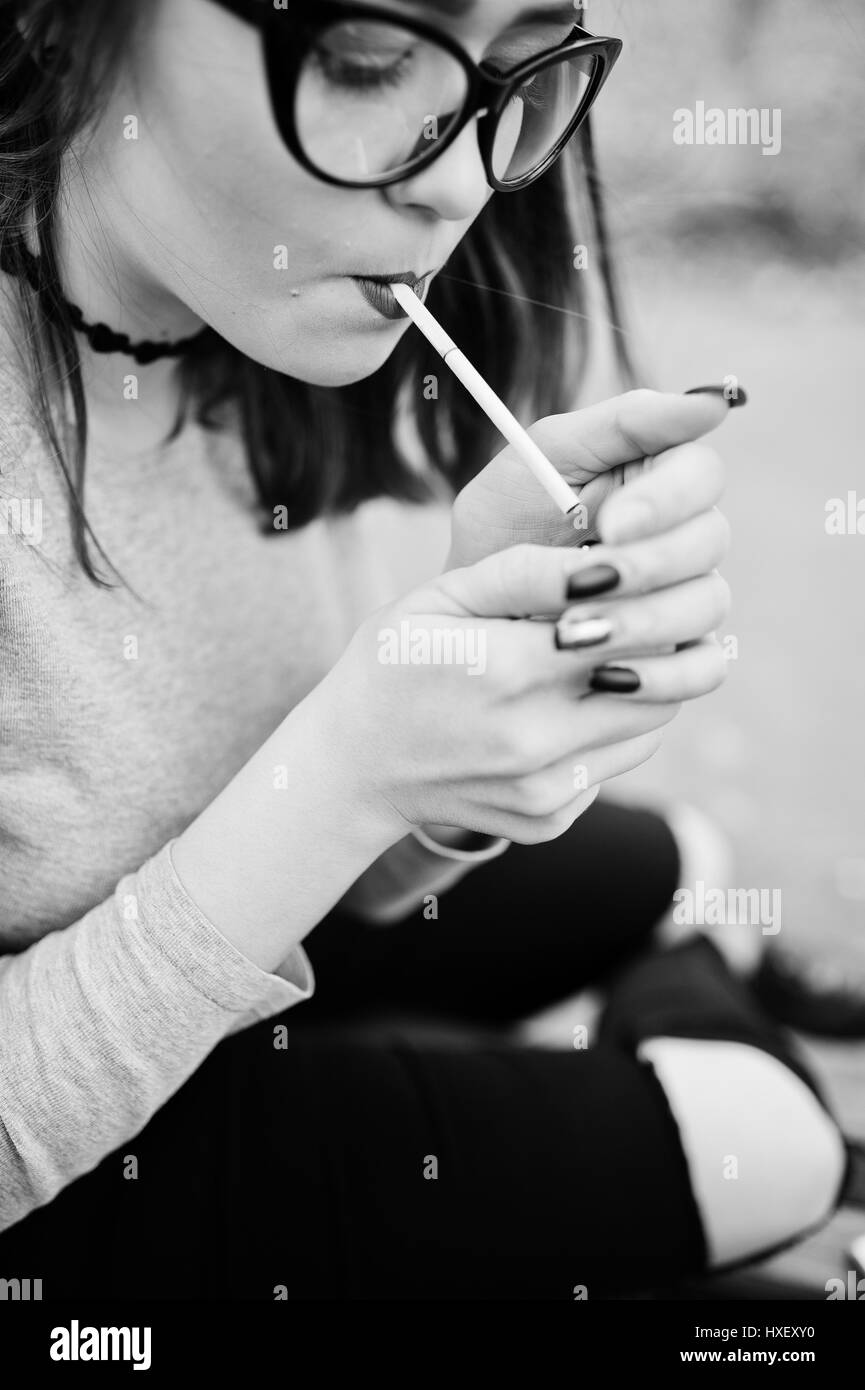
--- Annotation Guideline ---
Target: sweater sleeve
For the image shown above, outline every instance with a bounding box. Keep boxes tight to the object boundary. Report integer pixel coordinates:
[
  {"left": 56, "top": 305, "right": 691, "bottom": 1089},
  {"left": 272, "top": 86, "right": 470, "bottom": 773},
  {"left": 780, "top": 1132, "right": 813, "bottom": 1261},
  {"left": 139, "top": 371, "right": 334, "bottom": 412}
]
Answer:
[{"left": 0, "top": 839, "right": 314, "bottom": 1235}]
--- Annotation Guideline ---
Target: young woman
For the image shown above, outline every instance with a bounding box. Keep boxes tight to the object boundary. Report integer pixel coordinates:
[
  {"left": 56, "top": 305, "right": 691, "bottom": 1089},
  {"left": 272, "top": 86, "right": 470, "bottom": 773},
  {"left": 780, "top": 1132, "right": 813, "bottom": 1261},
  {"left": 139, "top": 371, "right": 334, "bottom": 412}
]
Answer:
[{"left": 0, "top": 0, "right": 852, "bottom": 1299}]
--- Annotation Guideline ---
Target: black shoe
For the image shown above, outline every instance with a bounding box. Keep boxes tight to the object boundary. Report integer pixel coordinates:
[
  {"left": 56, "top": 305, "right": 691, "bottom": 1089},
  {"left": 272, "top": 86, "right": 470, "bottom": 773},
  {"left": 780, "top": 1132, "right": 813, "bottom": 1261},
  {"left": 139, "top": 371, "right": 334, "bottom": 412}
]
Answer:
[{"left": 753, "top": 948, "right": 865, "bottom": 1039}]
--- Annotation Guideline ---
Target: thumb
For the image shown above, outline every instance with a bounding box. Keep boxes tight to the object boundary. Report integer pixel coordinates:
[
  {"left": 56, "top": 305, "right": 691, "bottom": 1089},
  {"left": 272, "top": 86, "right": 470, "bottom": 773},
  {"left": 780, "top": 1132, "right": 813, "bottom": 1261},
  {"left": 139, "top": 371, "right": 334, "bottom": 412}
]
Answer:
[
  {"left": 427, "top": 544, "right": 583, "bottom": 620},
  {"left": 508, "top": 385, "right": 743, "bottom": 487}
]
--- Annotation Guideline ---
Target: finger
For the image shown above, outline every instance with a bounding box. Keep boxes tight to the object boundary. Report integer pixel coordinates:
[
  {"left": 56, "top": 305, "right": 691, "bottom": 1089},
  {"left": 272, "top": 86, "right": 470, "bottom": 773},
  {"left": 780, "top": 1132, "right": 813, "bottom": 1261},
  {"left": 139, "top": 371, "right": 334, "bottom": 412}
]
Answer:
[
  {"left": 576, "top": 729, "right": 667, "bottom": 789},
  {"left": 429, "top": 543, "right": 590, "bottom": 621},
  {"left": 475, "top": 785, "right": 602, "bottom": 848},
  {"left": 585, "top": 637, "right": 728, "bottom": 703},
  {"left": 510, "top": 572, "right": 730, "bottom": 687},
  {"left": 569, "top": 469, "right": 621, "bottom": 543},
  {"left": 564, "top": 508, "right": 730, "bottom": 601},
  {"left": 599, "top": 441, "right": 725, "bottom": 546},
  {"left": 476, "top": 730, "right": 666, "bottom": 817},
  {"left": 569, "top": 693, "right": 682, "bottom": 751},
  {"left": 623, "top": 457, "right": 649, "bottom": 487},
  {"left": 563, "top": 573, "right": 730, "bottom": 663},
  {"left": 513, "top": 387, "right": 733, "bottom": 487},
  {"left": 482, "top": 691, "right": 682, "bottom": 777},
  {"left": 572, "top": 447, "right": 723, "bottom": 550}
]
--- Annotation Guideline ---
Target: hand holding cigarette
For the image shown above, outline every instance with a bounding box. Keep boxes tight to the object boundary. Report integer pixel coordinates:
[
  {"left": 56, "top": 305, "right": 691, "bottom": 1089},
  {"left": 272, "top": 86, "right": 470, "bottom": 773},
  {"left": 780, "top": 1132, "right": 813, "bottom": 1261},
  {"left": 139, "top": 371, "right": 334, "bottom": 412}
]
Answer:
[
  {"left": 390, "top": 280, "right": 742, "bottom": 571},
  {"left": 444, "top": 385, "right": 740, "bottom": 571},
  {"left": 393, "top": 283, "right": 739, "bottom": 700}
]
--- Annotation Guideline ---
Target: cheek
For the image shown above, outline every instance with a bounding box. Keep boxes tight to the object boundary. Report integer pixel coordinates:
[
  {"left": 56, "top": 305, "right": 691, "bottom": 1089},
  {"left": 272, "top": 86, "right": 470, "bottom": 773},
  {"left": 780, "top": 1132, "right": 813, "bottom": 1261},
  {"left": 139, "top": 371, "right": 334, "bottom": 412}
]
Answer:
[
  {"left": 137, "top": 21, "right": 386, "bottom": 313},
  {"left": 143, "top": 21, "right": 319, "bottom": 274}
]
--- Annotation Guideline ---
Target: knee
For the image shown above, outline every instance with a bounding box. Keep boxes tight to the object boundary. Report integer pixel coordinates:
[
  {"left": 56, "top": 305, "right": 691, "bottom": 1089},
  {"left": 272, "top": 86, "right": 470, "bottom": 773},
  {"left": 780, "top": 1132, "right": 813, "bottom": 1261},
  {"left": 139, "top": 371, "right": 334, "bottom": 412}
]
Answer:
[{"left": 638, "top": 1036, "right": 847, "bottom": 1268}]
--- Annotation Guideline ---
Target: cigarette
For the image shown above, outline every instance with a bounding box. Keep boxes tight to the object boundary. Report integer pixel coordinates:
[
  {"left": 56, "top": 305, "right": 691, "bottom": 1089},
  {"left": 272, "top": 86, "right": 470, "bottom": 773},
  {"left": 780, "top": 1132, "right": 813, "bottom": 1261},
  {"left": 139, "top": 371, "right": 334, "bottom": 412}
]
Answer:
[{"left": 390, "top": 282, "right": 584, "bottom": 521}]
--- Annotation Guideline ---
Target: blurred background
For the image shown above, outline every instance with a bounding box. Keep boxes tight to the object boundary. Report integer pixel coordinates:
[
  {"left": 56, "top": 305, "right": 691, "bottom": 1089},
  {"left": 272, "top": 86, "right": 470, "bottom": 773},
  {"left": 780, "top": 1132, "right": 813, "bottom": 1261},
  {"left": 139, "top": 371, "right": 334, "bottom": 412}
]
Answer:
[{"left": 580, "top": 0, "right": 865, "bottom": 1288}]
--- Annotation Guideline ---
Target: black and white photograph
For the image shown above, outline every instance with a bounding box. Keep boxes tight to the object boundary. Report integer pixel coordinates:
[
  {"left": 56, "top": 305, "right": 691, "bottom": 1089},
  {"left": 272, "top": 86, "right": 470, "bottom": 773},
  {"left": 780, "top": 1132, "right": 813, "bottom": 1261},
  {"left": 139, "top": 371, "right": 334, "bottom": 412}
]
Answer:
[{"left": 0, "top": 0, "right": 863, "bottom": 1358}]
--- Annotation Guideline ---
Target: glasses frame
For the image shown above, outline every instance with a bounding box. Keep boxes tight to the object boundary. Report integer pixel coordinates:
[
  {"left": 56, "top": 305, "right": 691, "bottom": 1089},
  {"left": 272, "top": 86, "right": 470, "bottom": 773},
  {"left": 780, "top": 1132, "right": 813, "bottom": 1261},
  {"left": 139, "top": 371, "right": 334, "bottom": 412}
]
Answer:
[{"left": 211, "top": 0, "right": 622, "bottom": 192}]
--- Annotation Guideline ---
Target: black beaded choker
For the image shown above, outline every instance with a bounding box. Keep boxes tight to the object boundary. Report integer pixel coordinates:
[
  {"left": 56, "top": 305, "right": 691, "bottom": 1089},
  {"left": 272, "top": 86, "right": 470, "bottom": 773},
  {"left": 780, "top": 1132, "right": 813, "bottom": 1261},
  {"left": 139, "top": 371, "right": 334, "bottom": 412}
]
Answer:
[{"left": 0, "top": 243, "right": 212, "bottom": 365}]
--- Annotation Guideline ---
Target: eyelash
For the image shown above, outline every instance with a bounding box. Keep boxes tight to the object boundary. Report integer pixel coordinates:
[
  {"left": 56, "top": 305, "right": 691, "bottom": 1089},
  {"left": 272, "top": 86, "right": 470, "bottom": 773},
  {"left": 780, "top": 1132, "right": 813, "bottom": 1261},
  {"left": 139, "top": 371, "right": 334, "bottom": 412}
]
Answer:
[
  {"left": 514, "top": 76, "right": 549, "bottom": 112},
  {"left": 313, "top": 48, "right": 415, "bottom": 91},
  {"left": 312, "top": 48, "right": 554, "bottom": 108},
  {"left": 484, "top": 63, "right": 549, "bottom": 114}
]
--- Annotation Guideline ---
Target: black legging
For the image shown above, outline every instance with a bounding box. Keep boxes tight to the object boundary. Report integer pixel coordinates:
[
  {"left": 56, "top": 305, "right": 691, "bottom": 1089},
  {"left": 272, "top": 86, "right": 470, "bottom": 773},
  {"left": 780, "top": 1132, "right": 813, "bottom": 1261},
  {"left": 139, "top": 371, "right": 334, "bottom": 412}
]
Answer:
[{"left": 0, "top": 800, "right": 835, "bottom": 1300}]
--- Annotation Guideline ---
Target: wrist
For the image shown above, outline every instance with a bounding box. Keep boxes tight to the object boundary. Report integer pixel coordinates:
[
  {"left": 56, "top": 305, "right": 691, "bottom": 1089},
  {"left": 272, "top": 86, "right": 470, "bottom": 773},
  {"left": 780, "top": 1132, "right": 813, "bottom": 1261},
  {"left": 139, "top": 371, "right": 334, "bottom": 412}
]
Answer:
[
  {"left": 273, "top": 695, "right": 407, "bottom": 861},
  {"left": 172, "top": 695, "right": 403, "bottom": 972}
]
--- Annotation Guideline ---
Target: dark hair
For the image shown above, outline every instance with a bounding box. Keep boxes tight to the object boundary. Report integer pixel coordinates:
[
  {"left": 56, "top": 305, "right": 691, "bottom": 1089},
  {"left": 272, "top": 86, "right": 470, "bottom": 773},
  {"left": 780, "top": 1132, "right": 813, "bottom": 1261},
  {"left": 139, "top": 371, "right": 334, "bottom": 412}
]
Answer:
[{"left": 0, "top": 0, "right": 634, "bottom": 588}]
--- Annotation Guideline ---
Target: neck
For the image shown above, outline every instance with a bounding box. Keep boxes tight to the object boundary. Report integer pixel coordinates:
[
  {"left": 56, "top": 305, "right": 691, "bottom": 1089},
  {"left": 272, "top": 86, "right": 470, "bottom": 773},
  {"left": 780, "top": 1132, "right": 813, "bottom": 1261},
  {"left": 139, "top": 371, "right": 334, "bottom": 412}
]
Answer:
[
  {"left": 77, "top": 349, "right": 189, "bottom": 458},
  {"left": 48, "top": 155, "right": 208, "bottom": 456}
]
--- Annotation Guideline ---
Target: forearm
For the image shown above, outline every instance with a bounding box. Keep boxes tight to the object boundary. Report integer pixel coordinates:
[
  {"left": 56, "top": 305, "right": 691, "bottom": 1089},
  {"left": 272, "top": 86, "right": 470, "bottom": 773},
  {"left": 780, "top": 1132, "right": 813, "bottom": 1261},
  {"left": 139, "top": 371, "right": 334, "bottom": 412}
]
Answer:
[{"left": 171, "top": 691, "right": 402, "bottom": 971}]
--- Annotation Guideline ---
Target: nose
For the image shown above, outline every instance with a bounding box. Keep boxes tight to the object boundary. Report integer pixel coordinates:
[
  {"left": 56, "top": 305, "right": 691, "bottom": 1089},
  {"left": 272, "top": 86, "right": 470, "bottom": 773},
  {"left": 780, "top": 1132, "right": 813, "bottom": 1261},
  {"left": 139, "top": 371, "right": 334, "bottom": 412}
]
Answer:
[{"left": 385, "top": 113, "right": 493, "bottom": 223}]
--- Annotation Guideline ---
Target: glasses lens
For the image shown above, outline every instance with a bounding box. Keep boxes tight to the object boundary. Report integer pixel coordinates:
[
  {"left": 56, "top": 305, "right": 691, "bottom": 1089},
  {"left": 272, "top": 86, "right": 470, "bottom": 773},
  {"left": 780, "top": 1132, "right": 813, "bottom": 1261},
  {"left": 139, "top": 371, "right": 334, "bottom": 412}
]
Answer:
[
  {"left": 490, "top": 52, "right": 597, "bottom": 184},
  {"left": 294, "top": 18, "right": 469, "bottom": 183}
]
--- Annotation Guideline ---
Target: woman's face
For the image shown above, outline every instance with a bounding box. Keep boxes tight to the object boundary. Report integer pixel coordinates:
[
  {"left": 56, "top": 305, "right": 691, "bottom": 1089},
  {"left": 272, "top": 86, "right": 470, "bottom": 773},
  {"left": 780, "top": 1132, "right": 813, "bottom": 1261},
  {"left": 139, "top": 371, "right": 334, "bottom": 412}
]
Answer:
[{"left": 68, "top": 0, "right": 579, "bottom": 385}]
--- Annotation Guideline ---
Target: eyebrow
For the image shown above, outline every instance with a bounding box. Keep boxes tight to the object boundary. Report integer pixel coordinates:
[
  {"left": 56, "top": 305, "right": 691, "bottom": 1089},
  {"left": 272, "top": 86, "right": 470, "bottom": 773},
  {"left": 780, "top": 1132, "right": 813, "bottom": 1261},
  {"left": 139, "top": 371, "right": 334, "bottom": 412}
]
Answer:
[{"left": 397, "top": 0, "right": 581, "bottom": 26}]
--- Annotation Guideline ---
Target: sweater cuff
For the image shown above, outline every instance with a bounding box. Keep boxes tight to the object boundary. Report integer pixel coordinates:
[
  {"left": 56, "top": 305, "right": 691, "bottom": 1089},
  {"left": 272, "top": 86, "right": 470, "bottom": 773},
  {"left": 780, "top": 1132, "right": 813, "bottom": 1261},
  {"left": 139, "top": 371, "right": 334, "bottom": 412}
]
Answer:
[{"left": 121, "top": 840, "right": 315, "bottom": 1016}]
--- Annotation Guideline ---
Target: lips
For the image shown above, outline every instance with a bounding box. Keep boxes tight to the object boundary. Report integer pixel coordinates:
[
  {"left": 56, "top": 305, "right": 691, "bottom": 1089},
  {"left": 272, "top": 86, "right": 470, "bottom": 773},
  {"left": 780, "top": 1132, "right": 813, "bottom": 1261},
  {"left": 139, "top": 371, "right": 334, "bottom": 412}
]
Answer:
[{"left": 350, "top": 270, "right": 433, "bottom": 321}]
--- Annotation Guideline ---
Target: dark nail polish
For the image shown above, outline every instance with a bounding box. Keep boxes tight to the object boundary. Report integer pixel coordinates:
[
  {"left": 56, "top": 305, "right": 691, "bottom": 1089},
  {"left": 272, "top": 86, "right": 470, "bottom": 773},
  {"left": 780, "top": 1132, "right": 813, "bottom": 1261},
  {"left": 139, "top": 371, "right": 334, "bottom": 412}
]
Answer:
[
  {"left": 589, "top": 666, "right": 641, "bottom": 694},
  {"left": 684, "top": 384, "right": 748, "bottom": 409},
  {"left": 566, "top": 563, "right": 620, "bottom": 600}
]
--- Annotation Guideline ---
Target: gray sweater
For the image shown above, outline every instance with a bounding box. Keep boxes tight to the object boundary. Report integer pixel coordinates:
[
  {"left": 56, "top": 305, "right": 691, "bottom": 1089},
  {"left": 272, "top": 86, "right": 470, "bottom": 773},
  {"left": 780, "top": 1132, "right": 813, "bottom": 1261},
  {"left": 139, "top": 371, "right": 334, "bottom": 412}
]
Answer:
[{"left": 0, "top": 347, "right": 456, "bottom": 1233}]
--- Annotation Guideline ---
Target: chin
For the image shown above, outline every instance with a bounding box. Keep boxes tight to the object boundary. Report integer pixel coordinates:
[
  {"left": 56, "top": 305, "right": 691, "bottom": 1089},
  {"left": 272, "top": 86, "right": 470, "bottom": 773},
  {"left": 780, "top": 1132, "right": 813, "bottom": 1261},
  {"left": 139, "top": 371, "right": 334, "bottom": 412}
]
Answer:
[
  {"left": 241, "top": 331, "right": 405, "bottom": 387},
  {"left": 297, "top": 355, "right": 395, "bottom": 388}
]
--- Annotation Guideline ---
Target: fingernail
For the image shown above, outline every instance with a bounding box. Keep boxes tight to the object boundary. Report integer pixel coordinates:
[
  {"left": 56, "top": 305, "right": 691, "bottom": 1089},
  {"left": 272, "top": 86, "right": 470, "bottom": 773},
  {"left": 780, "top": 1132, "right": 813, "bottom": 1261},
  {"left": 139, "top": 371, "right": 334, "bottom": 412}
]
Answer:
[
  {"left": 684, "top": 383, "right": 748, "bottom": 409},
  {"left": 565, "top": 563, "right": 620, "bottom": 600},
  {"left": 589, "top": 666, "right": 641, "bottom": 693},
  {"left": 555, "top": 613, "right": 613, "bottom": 651}
]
